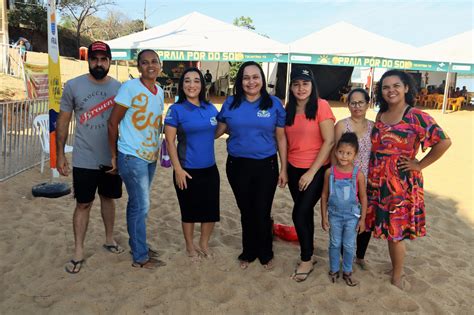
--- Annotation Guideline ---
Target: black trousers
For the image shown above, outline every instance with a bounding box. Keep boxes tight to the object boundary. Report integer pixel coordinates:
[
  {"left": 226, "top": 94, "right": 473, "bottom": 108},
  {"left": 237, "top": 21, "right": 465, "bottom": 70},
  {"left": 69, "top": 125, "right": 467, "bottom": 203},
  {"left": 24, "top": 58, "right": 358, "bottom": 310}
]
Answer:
[
  {"left": 356, "top": 231, "right": 371, "bottom": 259},
  {"left": 288, "top": 163, "right": 328, "bottom": 262},
  {"left": 226, "top": 154, "right": 279, "bottom": 265}
]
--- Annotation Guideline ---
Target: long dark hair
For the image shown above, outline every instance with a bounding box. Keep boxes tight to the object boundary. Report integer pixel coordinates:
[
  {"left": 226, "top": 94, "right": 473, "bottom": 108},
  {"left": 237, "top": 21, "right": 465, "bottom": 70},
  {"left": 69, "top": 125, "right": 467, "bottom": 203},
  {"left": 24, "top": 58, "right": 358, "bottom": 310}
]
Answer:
[
  {"left": 376, "top": 69, "right": 417, "bottom": 112},
  {"left": 176, "top": 67, "right": 209, "bottom": 104},
  {"left": 230, "top": 61, "right": 273, "bottom": 110},
  {"left": 285, "top": 67, "right": 319, "bottom": 126}
]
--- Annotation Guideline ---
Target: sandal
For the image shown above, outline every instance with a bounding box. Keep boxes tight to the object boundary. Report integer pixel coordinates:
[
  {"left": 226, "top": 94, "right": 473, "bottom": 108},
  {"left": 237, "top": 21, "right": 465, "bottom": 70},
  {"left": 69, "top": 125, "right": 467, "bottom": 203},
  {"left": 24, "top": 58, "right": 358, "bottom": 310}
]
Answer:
[
  {"left": 239, "top": 260, "right": 249, "bottom": 270},
  {"left": 292, "top": 267, "right": 314, "bottom": 282},
  {"left": 342, "top": 272, "right": 359, "bottom": 287},
  {"left": 328, "top": 271, "right": 340, "bottom": 283},
  {"left": 132, "top": 257, "right": 166, "bottom": 269},
  {"left": 103, "top": 243, "right": 124, "bottom": 254},
  {"left": 187, "top": 250, "right": 201, "bottom": 263},
  {"left": 263, "top": 259, "right": 274, "bottom": 271},
  {"left": 129, "top": 248, "right": 160, "bottom": 258},
  {"left": 292, "top": 260, "right": 317, "bottom": 282},
  {"left": 65, "top": 259, "right": 85, "bottom": 274},
  {"left": 196, "top": 247, "right": 214, "bottom": 259},
  {"left": 355, "top": 259, "right": 368, "bottom": 270}
]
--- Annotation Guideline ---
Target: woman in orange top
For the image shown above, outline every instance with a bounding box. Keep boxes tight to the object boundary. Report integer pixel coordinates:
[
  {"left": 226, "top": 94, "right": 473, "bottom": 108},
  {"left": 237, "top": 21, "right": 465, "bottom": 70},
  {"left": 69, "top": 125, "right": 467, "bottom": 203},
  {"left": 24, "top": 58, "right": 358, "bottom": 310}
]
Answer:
[{"left": 285, "top": 66, "right": 335, "bottom": 282}]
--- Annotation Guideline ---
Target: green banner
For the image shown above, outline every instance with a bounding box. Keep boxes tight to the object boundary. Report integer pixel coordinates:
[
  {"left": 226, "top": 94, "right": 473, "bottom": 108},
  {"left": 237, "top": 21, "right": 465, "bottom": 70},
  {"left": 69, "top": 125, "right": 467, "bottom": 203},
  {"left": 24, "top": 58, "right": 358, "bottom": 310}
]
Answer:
[
  {"left": 111, "top": 49, "right": 288, "bottom": 63},
  {"left": 111, "top": 49, "right": 473, "bottom": 74},
  {"left": 289, "top": 54, "right": 450, "bottom": 72},
  {"left": 450, "top": 63, "right": 474, "bottom": 74}
]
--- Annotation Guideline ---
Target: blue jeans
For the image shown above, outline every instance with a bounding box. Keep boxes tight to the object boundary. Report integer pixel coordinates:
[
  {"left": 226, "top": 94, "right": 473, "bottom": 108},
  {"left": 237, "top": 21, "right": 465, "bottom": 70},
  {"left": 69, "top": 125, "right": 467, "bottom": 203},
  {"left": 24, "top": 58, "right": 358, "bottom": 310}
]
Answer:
[
  {"left": 328, "top": 209, "right": 359, "bottom": 273},
  {"left": 118, "top": 152, "right": 157, "bottom": 263}
]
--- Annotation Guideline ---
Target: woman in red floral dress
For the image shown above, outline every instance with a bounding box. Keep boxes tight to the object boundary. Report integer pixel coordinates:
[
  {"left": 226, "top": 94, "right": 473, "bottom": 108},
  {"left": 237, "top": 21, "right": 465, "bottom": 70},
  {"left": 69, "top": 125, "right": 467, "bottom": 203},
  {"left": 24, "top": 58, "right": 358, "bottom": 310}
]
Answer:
[{"left": 367, "top": 70, "right": 451, "bottom": 289}]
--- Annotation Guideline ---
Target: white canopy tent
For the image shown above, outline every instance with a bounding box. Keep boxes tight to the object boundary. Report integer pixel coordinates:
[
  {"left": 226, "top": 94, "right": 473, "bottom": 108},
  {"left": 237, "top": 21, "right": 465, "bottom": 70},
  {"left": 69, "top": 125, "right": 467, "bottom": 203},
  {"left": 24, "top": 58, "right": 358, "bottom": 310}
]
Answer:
[
  {"left": 418, "top": 30, "right": 473, "bottom": 112},
  {"left": 289, "top": 21, "right": 419, "bottom": 60},
  {"left": 286, "top": 22, "right": 429, "bottom": 101},
  {"left": 106, "top": 12, "right": 287, "bottom": 95},
  {"left": 418, "top": 30, "right": 473, "bottom": 65},
  {"left": 107, "top": 11, "right": 287, "bottom": 57}
]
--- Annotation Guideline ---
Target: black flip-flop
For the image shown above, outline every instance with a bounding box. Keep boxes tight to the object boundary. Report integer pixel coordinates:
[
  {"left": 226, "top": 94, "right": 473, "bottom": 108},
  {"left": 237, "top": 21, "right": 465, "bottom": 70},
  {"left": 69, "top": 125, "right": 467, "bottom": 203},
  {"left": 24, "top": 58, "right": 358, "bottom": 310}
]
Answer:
[
  {"left": 293, "top": 267, "right": 314, "bottom": 282},
  {"left": 65, "top": 259, "right": 84, "bottom": 274},
  {"left": 103, "top": 244, "right": 124, "bottom": 254}
]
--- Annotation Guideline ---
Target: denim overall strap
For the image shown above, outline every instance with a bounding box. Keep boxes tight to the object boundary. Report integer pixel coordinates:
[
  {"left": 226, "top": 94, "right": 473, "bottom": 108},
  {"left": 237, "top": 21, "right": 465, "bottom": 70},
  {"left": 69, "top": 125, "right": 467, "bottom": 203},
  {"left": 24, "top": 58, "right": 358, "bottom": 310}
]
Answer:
[
  {"left": 329, "top": 166, "right": 335, "bottom": 196},
  {"left": 351, "top": 165, "right": 358, "bottom": 189}
]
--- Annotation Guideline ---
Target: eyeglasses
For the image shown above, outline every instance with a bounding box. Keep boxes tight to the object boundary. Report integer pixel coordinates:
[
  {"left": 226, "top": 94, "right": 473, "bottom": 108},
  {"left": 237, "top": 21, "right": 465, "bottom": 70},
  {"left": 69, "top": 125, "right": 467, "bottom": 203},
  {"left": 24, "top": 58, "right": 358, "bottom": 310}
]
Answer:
[{"left": 349, "top": 101, "right": 367, "bottom": 108}]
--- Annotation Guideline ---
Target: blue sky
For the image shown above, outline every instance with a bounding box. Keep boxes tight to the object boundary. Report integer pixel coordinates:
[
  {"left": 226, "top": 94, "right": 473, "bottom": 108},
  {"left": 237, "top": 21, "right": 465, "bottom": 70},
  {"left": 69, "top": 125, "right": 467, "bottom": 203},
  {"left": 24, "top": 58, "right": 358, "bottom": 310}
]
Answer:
[{"left": 103, "top": 0, "right": 473, "bottom": 47}]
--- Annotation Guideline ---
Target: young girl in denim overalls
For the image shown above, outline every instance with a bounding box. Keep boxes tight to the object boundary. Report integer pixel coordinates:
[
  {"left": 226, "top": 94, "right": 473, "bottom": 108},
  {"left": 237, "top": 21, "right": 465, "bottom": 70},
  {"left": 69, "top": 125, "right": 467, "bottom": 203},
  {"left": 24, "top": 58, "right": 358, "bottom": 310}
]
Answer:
[{"left": 321, "top": 132, "right": 367, "bottom": 286}]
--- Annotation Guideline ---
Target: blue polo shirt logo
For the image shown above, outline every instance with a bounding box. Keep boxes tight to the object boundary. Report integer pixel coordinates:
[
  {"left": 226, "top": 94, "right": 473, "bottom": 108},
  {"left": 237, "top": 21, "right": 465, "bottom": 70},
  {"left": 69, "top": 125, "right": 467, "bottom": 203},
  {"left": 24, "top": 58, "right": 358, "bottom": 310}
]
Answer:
[
  {"left": 165, "top": 109, "right": 173, "bottom": 120},
  {"left": 210, "top": 117, "right": 217, "bottom": 126},
  {"left": 257, "top": 110, "right": 271, "bottom": 118}
]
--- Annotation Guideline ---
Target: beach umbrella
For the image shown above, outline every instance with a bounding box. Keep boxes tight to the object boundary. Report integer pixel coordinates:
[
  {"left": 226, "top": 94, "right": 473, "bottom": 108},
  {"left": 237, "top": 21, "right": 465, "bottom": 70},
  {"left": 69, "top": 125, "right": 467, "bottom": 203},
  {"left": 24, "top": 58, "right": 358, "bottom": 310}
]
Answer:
[{"left": 15, "top": 37, "right": 32, "bottom": 51}]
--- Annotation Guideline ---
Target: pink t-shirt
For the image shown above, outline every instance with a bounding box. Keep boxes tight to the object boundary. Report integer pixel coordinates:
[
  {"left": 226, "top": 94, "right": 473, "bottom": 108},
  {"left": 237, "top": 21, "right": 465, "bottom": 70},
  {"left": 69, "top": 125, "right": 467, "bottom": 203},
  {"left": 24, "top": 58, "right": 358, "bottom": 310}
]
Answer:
[
  {"left": 285, "top": 99, "right": 336, "bottom": 168},
  {"left": 333, "top": 166, "right": 361, "bottom": 198}
]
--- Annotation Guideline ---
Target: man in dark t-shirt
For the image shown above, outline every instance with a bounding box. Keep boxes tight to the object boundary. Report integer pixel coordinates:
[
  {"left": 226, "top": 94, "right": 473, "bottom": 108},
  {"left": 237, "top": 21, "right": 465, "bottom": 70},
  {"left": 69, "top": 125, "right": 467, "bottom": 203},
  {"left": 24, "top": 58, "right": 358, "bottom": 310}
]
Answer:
[{"left": 204, "top": 70, "right": 212, "bottom": 85}]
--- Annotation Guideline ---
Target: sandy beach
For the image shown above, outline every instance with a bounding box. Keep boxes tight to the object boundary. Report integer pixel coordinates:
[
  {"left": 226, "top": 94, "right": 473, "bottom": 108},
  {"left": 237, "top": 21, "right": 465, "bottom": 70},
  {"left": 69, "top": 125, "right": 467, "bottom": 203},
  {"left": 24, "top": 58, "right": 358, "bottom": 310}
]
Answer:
[{"left": 0, "top": 102, "right": 472, "bottom": 314}]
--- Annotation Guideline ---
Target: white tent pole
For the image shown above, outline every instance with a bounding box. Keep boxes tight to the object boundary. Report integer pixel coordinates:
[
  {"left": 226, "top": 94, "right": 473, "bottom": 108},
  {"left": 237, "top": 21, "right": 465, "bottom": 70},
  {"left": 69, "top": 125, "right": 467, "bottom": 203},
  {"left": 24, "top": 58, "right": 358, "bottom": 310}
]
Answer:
[
  {"left": 442, "top": 67, "right": 451, "bottom": 114},
  {"left": 266, "top": 62, "right": 270, "bottom": 90},
  {"left": 285, "top": 45, "right": 291, "bottom": 105},
  {"left": 215, "top": 61, "right": 220, "bottom": 96}
]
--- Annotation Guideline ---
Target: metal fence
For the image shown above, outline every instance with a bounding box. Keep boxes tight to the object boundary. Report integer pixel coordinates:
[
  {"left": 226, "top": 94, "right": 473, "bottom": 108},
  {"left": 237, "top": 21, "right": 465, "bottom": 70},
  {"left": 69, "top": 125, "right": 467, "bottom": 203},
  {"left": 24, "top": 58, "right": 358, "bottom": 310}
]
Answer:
[
  {"left": 0, "top": 44, "right": 24, "bottom": 78},
  {"left": 0, "top": 99, "right": 75, "bottom": 181}
]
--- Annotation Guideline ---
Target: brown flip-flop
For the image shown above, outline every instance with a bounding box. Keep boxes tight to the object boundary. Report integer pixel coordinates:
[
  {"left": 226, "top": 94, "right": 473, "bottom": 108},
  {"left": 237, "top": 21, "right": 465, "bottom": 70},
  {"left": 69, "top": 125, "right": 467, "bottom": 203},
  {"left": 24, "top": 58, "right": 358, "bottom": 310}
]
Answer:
[
  {"left": 342, "top": 272, "right": 359, "bottom": 286},
  {"left": 132, "top": 257, "right": 166, "bottom": 269},
  {"left": 329, "top": 271, "right": 340, "bottom": 283}
]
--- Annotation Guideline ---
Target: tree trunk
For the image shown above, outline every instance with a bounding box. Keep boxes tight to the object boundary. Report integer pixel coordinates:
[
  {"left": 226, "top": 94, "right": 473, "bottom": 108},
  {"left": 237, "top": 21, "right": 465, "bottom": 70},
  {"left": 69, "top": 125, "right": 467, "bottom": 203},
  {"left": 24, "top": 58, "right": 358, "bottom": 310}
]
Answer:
[{"left": 75, "top": 26, "right": 81, "bottom": 58}]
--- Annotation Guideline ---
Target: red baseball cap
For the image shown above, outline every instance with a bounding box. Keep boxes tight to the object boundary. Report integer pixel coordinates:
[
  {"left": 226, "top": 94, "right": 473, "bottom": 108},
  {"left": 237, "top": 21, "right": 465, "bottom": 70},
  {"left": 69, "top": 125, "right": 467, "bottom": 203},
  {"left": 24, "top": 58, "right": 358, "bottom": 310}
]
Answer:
[{"left": 88, "top": 41, "right": 112, "bottom": 59}]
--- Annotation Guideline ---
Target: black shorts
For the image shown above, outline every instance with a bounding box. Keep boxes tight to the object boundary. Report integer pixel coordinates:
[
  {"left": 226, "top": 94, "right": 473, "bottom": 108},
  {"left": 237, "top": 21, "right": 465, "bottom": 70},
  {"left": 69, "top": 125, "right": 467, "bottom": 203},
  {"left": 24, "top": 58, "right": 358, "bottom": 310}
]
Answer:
[
  {"left": 173, "top": 164, "right": 220, "bottom": 223},
  {"left": 72, "top": 167, "right": 122, "bottom": 204}
]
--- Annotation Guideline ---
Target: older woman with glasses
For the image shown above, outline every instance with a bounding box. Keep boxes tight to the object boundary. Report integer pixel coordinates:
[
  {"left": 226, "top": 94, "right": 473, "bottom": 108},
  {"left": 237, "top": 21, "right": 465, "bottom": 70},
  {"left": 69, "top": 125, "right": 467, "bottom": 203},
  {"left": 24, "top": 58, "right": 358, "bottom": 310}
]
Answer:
[{"left": 333, "top": 88, "right": 374, "bottom": 270}]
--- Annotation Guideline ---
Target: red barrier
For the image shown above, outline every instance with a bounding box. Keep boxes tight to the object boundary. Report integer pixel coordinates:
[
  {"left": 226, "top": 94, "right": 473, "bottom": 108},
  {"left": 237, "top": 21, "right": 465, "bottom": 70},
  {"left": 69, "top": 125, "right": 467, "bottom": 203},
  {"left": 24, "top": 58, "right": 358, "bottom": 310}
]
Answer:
[
  {"left": 79, "top": 47, "right": 88, "bottom": 60},
  {"left": 273, "top": 223, "right": 299, "bottom": 242}
]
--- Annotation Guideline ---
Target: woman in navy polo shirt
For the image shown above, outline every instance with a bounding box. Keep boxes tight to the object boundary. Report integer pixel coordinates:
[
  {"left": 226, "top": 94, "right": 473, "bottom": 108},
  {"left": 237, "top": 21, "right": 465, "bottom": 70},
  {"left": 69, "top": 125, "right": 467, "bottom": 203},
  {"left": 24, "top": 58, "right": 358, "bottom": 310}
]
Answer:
[
  {"left": 216, "top": 61, "right": 287, "bottom": 270},
  {"left": 165, "top": 67, "right": 220, "bottom": 261}
]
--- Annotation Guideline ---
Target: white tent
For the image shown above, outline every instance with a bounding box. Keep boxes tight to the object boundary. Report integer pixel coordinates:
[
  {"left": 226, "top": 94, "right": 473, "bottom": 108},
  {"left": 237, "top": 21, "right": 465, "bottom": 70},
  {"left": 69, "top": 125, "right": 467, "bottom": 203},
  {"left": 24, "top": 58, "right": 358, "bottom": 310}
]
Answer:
[
  {"left": 289, "top": 21, "right": 419, "bottom": 60},
  {"left": 107, "top": 11, "right": 287, "bottom": 55},
  {"left": 418, "top": 30, "right": 473, "bottom": 64}
]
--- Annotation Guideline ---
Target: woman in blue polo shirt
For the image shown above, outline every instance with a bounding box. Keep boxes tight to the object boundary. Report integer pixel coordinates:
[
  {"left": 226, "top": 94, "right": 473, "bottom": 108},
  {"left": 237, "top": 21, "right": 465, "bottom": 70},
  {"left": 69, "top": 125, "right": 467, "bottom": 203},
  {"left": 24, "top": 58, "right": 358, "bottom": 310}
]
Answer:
[
  {"left": 216, "top": 61, "right": 287, "bottom": 270},
  {"left": 165, "top": 67, "right": 219, "bottom": 261}
]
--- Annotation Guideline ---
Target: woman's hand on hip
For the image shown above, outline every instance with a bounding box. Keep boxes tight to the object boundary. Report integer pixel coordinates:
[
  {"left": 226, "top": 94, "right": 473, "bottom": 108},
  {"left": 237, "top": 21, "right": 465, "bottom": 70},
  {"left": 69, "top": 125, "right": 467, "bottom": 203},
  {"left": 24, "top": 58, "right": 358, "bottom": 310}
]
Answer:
[
  {"left": 175, "top": 168, "right": 192, "bottom": 190},
  {"left": 397, "top": 156, "right": 421, "bottom": 172}
]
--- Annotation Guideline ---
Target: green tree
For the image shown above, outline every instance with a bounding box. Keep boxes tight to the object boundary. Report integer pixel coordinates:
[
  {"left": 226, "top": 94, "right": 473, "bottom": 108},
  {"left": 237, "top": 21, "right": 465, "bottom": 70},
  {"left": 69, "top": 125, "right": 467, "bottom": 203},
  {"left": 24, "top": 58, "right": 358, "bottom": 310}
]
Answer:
[
  {"left": 229, "top": 16, "right": 257, "bottom": 82},
  {"left": 8, "top": 0, "right": 47, "bottom": 33},
  {"left": 59, "top": 0, "right": 115, "bottom": 56},
  {"left": 233, "top": 16, "right": 255, "bottom": 30}
]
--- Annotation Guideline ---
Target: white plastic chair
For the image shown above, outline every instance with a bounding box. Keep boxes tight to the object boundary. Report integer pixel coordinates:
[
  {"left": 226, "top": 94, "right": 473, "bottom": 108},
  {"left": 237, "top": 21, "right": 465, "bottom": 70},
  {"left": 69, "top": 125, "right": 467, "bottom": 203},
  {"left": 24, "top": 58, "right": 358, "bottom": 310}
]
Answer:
[
  {"left": 33, "top": 114, "right": 73, "bottom": 173},
  {"left": 205, "top": 84, "right": 211, "bottom": 99},
  {"left": 218, "top": 77, "right": 229, "bottom": 96},
  {"left": 163, "top": 84, "right": 173, "bottom": 98}
]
